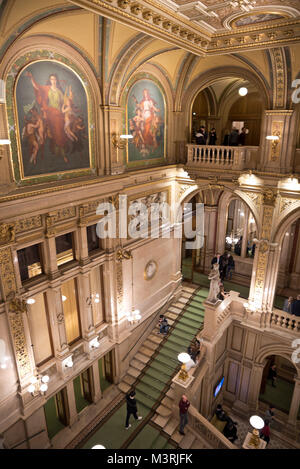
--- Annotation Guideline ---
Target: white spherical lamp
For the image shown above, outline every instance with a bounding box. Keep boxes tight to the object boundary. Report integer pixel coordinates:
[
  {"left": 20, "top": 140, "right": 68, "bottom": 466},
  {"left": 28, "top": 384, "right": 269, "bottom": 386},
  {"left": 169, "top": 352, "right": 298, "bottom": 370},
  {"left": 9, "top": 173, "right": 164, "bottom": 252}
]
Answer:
[{"left": 239, "top": 87, "right": 248, "bottom": 96}]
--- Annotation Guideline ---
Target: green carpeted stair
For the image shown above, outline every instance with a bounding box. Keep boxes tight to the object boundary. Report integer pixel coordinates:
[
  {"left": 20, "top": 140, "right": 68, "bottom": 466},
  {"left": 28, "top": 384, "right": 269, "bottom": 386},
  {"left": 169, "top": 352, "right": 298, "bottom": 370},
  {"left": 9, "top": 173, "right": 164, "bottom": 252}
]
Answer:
[{"left": 79, "top": 285, "right": 208, "bottom": 449}]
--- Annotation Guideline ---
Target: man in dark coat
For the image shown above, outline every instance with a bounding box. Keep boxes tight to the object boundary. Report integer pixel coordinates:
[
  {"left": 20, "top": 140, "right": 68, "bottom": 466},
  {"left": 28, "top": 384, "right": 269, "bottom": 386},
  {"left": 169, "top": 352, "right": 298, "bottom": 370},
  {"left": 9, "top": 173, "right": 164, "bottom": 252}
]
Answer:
[
  {"left": 228, "top": 128, "right": 239, "bottom": 146},
  {"left": 125, "top": 390, "right": 142, "bottom": 429},
  {"left": 291, "top": 295, "right": 300, "bottom": 317}
]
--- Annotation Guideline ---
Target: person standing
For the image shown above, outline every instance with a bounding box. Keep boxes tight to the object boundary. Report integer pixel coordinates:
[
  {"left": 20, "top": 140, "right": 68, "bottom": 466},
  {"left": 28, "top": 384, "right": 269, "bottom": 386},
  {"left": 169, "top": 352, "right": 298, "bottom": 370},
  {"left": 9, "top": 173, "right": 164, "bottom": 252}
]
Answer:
[
  {"left": 125, "top": 390, "right": 142, "bottom": 429},
  {"left": 268, "top": 364, "right": 277, "bottom": 388},
  {"left": 265, "top": 405, "right": 275, "bottom": 424},
  {"left": 260, "top": 419, "right": 271, "bottom": 445},
  {"left": 179, "top": 394, "right": 190, "bottom": 435},
  {"left": 291, "top": 295, "right": 300, "bottom": 316},
  {"left": 283, "top": 296, "right": 294, "bottom": 314},
  {"left": 228, "top": 128, "right": 239, "bottom": 146},
  {"left": 195, "top": 126, "right": 207, "bottom": 145},
  {"left": 238, "top": 127, "right": 248, "bottom": 146},
  {"left": 208, "top": 128, "right": 217, "bottom": 145},
  {"left": 226, "top": 253, "right": 235, "bottom": 280}
]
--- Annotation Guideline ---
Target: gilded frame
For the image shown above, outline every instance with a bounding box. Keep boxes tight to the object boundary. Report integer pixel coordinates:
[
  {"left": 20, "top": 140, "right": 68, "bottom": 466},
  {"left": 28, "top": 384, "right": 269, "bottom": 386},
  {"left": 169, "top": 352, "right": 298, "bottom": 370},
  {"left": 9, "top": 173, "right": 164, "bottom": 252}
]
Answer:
[{"left": 6, "top": 51, "right": 96, "bottom": 185}]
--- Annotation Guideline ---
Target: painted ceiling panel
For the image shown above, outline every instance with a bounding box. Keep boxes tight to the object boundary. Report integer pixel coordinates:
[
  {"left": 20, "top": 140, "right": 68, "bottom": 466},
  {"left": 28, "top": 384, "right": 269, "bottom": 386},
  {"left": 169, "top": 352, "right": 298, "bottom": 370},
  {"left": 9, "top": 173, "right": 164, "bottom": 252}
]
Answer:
[
  {"left": 0, "top": 0, "right": 63, "bottom": 39},
  {"left": 149, "top": 49, "right": 187, "bottom": 86},
  {"left": 20, "top": 11, "right": 97, "bottom": 66},
  {"left": 237, "top": 50, "right": 271, "bottom": 86},
  {"left": 126, "top": 39, "right": 175, "bottom": 76},
  {"left": 109, "top": 22, "right": 141, "bottom": 71},
  {"left": 187, "top": 54, "right": 248, "bottom": 87}
]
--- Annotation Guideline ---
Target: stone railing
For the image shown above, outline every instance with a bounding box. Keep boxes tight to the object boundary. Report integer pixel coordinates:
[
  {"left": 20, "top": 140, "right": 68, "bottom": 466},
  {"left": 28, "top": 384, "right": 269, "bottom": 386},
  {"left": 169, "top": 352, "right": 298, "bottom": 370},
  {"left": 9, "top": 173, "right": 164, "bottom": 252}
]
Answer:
[
  {"left": 186, "top": 144, "right": 258, "bottom": 170},
  {"left": 188, "top": 405, "right": 237, "bottom": 449},
  {"left": 269, "top": 308, "right": 300, "bottom": 334}
]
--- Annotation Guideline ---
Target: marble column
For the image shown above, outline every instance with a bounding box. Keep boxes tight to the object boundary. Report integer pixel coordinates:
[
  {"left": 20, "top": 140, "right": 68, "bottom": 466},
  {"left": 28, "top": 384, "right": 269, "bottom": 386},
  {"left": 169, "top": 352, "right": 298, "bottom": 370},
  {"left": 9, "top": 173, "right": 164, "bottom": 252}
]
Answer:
[
  {"left": 66, "top": 380, "right": 78, "bottom": 426},
  {"left": 205, "top": 206, "right": 218, "bottom": 271},
  {"left": 91, "top": 360, "right": 101, "bottom": 402},
  {"left": 76, "top": 272, "right": 96, "bottom": 355},
  {"left": 44, "top": 236, "right": 59, "bottom": 280},
  {"left": 288, "top": 378, "right": 300, "bottom": 426},
  {"left": 101, "top": 105, "right": 125, "bottom": 175}
]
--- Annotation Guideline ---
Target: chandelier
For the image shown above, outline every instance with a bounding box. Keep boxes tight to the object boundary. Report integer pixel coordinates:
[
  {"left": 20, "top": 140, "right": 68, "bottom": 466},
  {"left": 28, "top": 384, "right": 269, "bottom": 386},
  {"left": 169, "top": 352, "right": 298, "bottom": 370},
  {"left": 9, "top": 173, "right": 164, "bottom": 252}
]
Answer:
[
  {"left": 230, "top": 0, "right": 256, "bottom": 12},
  {"left": 28, "top": 374, "right": 50, "bottom": 396}
]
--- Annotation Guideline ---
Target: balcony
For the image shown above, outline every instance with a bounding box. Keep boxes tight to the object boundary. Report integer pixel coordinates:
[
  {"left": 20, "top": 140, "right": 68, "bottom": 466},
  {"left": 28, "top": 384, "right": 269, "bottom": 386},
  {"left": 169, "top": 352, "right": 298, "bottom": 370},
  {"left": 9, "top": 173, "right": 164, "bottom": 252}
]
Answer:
[{"left": 186, "top": 144, "right": 258, "bottom": 172}]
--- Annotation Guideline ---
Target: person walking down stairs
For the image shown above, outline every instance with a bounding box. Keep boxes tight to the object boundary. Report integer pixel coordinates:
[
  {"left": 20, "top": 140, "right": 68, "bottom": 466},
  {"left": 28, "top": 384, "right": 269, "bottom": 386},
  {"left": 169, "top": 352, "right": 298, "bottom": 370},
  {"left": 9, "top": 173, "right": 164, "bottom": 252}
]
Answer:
[
  {"left": 125, "top": 390, "right": 143, "bottom": 429},
  {"left": 179, "top": 394, "right": 190, "bottom": 436}
]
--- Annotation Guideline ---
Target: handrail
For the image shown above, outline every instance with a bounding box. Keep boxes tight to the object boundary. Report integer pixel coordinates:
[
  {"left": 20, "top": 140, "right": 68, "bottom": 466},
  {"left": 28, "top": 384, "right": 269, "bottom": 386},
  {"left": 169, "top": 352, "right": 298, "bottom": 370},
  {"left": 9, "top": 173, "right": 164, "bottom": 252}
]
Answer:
[
  {"left": 188, "top": 405, "right": 237, "bottom": 449},
  {"left": 122, "top": 285, "right": 180, "bottom": 363},
  {"left": 9, "top": 429, "right": 46, "bottom": 449}
]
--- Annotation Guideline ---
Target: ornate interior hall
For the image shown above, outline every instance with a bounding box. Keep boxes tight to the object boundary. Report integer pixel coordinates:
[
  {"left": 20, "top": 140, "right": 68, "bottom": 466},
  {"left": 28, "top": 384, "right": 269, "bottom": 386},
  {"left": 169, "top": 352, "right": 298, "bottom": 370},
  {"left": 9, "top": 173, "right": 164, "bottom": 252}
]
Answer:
[{"left": 0, "top": 0, "right": 300, "bottom": 450}]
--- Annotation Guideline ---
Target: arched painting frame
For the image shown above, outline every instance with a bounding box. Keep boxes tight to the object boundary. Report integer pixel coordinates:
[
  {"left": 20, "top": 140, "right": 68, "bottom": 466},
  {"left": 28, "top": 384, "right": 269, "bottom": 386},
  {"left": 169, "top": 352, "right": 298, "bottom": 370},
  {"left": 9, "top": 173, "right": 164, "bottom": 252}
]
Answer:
[
  {"left": 6, "top": 51, "right": 95, "bottom": 185},
  {"left": 125, "top": 77, "right": 166, "bottom": 168}
]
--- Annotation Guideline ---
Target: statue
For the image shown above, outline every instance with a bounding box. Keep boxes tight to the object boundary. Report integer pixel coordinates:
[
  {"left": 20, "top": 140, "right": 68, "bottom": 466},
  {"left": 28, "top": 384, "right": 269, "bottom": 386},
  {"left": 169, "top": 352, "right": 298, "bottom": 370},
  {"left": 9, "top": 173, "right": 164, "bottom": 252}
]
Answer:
[{"left": 207, "top": 263, "right": 221, "bottom": 303}]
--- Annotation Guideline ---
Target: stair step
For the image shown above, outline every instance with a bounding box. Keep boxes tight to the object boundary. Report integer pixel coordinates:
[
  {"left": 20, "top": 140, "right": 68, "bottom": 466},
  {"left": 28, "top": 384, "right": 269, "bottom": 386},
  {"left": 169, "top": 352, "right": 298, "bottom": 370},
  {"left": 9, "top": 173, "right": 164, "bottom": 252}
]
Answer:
[
  {"left": 153, "top": 413, "right": 171, "bottom": 428},
  {"left": 150, "top": 359, "right": 174, "bottom": 375},
  {"left": 135, "top": 390, "right": 156, "bottom": 410},
  {"left": 169, "top": 306, "right": 182, "bottom": 315},
  {"left": 175, "top": 323, "right": 196, "bottom": 335},
  {"left": 166, "top": 388, "right": 175, "bottom": 399},
  {"left": 178, "top": 316, "right": 200, "bottom": 328},
  {"left": 165, "top": 312, "right": 178, "bottom": 321},
  {"left": 185, "top": 305, "right": 205, "bottom": 315},
  {"left": 130, "top": 359, "right": 145, "bottom": 371},
  {"left": 172, "top": 328, "right": 195, "bottom": 341},
  {"left": 156, "top": 404, "right": 172, "bottom": 417},
  {"left": 144, "top": 339, "right": 158, "bottom": 351},
  {"left": 171, "top": 432, "right": 184, "bottom": 444},
  {"left": 151, "top": 433, "right": 169, "bottom": 449},
  {"left": 191, "top": 438, "right": 208, "bottom": 449},
  {"left": 146, "top": 365, "right": 172, "bottom": 382},
  {"left": 167, "top": 333, "right": 191, "bottom": 348},
  {"left": 181, "top": 291, "right": 193, "bottom": 299},
  {"left": 177, "top": 297, "right": 189, "bottom": 304},
  {"left": 123, "top": 374, "right": 136, "bottom": 386},
  {"left": 154, "top": 355, "right": 177, "bottom": 372},
  {"left": 148, "top": 334, "right": 164, "bottom": 344},
  {"left": 140, "top": 346, "right": 155, "bottom": 357},
  {"left": 159, "top": 346, "right": 181, "bottom": 362},
  {"left": 128, "top": 367, "right": 140, "bottom": 378},
  {"left": 164, "top": 417, "right": 179, "bottom": 436},
  {"left": 161, "top": 395, "right": 174, "bottom": 409},
  {"left": 182, "top": 286, "right": 196, "bottom": 293},
  {"left": 136, "top": 382, "right": 161, "bottom": 401},
  {"left": 140, "top": 374, "right": 166, "bottom": 392},
  {"left": 163, "top": 340, "right": 183, "bottom": 354},
  {"left": 136, "top": 352, "right": 150, "bottom": 364},
  {"left": 180, "top": 432, "right": 196, "bottom": 449},
  {"left": 118, "top": 381, "right": 131, "bottom": 393}
]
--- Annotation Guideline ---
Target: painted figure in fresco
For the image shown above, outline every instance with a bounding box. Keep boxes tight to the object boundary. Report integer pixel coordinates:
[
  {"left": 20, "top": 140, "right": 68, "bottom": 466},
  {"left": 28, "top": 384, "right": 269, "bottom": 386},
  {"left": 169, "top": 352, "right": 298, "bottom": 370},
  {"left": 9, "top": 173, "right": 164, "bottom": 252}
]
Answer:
[
  {"left": 21, "top": 113, "right": 40, "bottom": 164},
  {"left": 131, "top": 88, "right": 161, "bottom": 156},
  {"left": 25, "top": 71, "right": 68, "bottom": 161},
  {"left": 62, "top": 85, "right": 78, "bottom": 143}
]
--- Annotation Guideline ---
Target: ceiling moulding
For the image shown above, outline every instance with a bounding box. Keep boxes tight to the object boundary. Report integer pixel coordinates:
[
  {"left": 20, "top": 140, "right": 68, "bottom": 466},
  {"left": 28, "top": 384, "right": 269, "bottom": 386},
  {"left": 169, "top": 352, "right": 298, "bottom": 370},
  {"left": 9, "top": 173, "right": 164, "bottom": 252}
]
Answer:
[{"left": 68, "top": 0, "right": 300, "bottom": 55}]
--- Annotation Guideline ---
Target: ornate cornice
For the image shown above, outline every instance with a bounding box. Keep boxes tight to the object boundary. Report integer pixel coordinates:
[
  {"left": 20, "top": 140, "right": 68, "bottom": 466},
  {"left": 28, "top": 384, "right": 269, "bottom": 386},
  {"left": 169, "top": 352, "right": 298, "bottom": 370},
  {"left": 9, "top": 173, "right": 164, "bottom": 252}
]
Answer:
[{"left": 69, "top": 0, "right": 300, "bottom": 55}]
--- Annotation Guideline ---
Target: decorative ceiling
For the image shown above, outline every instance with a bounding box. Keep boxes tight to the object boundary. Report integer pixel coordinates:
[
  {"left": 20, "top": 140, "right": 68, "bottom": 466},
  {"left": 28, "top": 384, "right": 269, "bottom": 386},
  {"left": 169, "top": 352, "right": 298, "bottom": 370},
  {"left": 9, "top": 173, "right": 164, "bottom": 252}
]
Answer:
[{"left": 159, "top": 0, "right": 300, "bottom": 33}]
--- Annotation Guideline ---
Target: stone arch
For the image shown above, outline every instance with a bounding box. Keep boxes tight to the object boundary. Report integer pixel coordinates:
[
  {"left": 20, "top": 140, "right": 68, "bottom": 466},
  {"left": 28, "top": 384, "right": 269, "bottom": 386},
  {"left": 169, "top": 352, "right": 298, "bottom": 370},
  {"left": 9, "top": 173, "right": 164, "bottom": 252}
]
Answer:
[
  {"left": 181, "top": 66, "right": 271, "bottom": 140},
  {"left": 272, "top": 203, "right": 300, "bottom": 244},
  {"left": 255, "top": 345, "right": 300, "bottom": 378},
  {"left": 0, "top": 34, "right": 103, "bottom": 180}
]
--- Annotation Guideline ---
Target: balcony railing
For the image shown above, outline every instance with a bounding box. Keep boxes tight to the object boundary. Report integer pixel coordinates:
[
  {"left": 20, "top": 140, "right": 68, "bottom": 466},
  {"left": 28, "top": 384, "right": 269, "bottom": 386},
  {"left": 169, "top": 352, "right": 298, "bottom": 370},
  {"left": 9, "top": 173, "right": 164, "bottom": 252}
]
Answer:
[{"left": 186, "top": 144, "right": 258, "bottom": 170}]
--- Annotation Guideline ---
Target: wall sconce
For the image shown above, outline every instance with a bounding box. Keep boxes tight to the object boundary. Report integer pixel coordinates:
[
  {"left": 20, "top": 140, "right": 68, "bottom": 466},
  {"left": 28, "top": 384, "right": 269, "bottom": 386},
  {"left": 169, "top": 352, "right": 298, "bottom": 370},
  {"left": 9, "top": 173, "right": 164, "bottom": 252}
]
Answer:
[
  {"left": 126, "top": 309, "right": 141, "bottom": 325},
  {"left": 89, "top": 337, "right": 100, "bottom": 349},
  {"left": 111, "top": 133, "right": 133, "bottom": 149},
  {"left": 177, "top": 352, "right": 190, "bottom": 382},
  {"left": 86, "top": 293, "right": 100, "bottom": 306},
  {"left": 64, "top": 357, "right": 73, "bottom": 368},
  {"left": 0, "top": 139, "right": 10, "bottom": 159},
  {"left": 266, "top": 133, "right": 280, "bottom": 160},
  {"left": 27, "top": 374, "right": 50, "bottom": 396}
]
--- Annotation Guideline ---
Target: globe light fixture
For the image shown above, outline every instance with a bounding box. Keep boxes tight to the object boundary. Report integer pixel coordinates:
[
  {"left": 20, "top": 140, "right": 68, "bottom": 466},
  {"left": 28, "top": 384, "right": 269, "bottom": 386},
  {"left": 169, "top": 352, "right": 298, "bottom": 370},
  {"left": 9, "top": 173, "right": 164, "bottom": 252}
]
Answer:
[
  {"left": 248, "top": 415, "right": 264, "bottom": 448},
  {"left": 26, "top": 298, "right": 36, "bottom": 305},
  {"left": 238, "top": 87, "right": 248, "bottom": 96},
  {"left": 27, "top": 374, "right": 50, "bottom": 396},
  {"left": 92, "top": 445, "right": 106, "bottom": 449}
]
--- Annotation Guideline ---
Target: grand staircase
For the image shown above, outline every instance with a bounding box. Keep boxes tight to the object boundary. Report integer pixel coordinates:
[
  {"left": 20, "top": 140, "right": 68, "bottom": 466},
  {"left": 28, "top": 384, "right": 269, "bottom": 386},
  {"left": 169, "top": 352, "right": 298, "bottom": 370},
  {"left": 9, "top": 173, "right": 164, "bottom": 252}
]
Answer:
[{"left": 117, "top": 283, "right": 210, "bottom": 449}]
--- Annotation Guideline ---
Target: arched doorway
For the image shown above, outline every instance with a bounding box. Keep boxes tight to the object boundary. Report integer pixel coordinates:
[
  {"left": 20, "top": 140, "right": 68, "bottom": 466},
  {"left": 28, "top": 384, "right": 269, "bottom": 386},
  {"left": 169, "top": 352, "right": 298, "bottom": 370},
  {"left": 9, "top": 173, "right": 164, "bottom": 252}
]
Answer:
[
  {"left": 180, "top": 187, "right": 257, "bottom": 299},
  {"left": 259, "top": 355, "right": 300, "bottom": 419}
]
